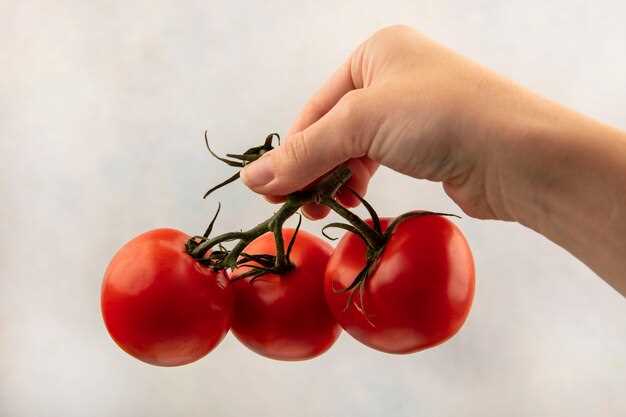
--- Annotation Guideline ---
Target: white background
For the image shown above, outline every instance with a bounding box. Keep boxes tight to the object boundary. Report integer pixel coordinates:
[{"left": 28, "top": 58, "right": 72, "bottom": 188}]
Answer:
[{"left": 2, "top": 1, "right": 625, "bottom": 416}]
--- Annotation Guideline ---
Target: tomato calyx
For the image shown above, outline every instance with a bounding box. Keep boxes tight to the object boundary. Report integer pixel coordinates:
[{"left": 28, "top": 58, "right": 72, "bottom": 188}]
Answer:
[
  {"left": 320, "top": 190, "right": 386, "bottom": 321},
  {"left": 230, "top": 214, "right": 303, "bottom": 280},
  {"left": 322, "top": 199, "right": 461, "bottom": 319}
]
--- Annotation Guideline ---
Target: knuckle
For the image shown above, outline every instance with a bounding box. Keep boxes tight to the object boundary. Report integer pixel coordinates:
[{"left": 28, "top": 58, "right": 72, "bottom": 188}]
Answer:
[
  {"left": 368, "top": 25, "right": 424, "bottom": 57},
  {"left": 303, "top": 97, "right": 326, "bottom": 122},
  {"left": 335, "top": 90, "right": 370, "bottom": 156},
  {"left": 373, "top": 24, "right": 415, "bottom": 41},
  {"left": 335, "top": 90, "right": 363, "bottom": 123}
]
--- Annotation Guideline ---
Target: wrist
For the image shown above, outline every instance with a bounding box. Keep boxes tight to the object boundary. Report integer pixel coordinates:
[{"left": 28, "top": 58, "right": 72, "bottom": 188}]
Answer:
[
  {"left": 491, "top": 101, "right": 626, "bottom": 289},
  {"left": 496, "top": 104, "right": 625, "bottom": 227}
]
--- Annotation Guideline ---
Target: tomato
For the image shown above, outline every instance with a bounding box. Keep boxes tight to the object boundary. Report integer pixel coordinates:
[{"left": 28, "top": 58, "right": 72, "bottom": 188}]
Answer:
[
  {"left": 324, "top": 215, "right": 474, "bottom": 354},
  {"left": 231, "top": 228, "right": 341, "bottom": 361},
  {"left": 101, "top": 228, "right": 232, "bottom": 366}
]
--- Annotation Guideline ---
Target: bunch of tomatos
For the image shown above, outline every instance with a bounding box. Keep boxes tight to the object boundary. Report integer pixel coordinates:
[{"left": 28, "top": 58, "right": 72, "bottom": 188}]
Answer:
[{"left": 101, "top": 214, "right": 474, "bottom": 366}]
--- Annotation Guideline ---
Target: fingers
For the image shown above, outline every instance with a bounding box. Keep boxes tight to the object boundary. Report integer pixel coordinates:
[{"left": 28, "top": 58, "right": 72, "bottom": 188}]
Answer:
[
  {"left": 240, "top": 89, "right": 373, "bottom": 196},
  {"left": 334, "top": 158, "right": 376, "bottom": 206},
  {"left": 264, "top": 195, "right": 285, "bottom": 204},
  {"left": 299, "top": 158, "right": 377, "bottom": 219},
  {"left": 242, "top": 44, "right": 375, "bottom": 220},
  {"left": 259, "top": 158, "right": 377, "bottom": 219},
  {"left": 287, "top": 60, "right": 356, "bottom": 137},
  {"left": 301, "top": 203, "right": 331, "bottom": 220}
]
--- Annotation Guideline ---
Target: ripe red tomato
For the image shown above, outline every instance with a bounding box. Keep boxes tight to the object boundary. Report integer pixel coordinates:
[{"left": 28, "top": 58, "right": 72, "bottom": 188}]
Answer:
[
  {"left": 231, "top": 228, "right": 341, "bottom": 361},
  {"left": 101, "top": 228, "right": 232, "bottom": 366},
  {"left": 324, "top": 215, "right": 474, "bottom": 354}
]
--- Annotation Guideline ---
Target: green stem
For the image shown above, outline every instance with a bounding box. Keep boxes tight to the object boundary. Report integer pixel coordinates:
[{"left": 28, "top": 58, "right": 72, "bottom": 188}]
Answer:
[
  {"left": 320, "top": 197, "right": 385, "bottom": 248},
  {"left": 268, "top": 201, "right": 300, "bottom": 271},
  {"left": 192, "top": 231, "right": 247, "bottom": 256},
  {"left": 189, "top": 163, "right": 386, "bottom": 272}
]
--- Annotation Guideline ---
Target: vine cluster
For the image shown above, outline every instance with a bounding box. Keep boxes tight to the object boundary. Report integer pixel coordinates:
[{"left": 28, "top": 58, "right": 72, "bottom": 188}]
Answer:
[{"left": 186, "top": 132, "right": 456, "bottom": 299}]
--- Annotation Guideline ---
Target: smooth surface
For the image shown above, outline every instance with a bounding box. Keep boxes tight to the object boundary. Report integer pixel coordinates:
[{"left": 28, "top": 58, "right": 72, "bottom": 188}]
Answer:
[
  {"left": 2, "top": 1, "right": 626, "bottom": 416},
  {"left": 232, "top": 229, "right": 340, "bottom": 361},
  {"left": 102, "top": 228, "right": 232, "bottom": 366},
  {"left": 325, "top": 216, "right": 475, "bottom": 354}
]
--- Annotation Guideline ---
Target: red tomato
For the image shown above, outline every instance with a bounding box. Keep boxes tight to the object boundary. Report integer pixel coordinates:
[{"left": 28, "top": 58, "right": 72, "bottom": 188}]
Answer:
[
  {"left": 324, "top": 215, "right": 474, "bottom": 354},
  {"left": 231, "top": 228, "right": 341, "bottom": 361},
  {"left": 101, "top": 228, "right": 232, "bottom": 366}
]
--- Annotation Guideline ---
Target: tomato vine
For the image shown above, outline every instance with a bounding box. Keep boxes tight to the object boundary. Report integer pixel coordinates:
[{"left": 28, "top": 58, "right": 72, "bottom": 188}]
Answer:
[{"left": 186, "top": 132, "right": 457, "bottom": 296}]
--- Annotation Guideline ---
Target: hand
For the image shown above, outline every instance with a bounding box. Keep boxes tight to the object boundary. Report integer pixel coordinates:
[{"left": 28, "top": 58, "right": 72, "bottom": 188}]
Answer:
[
  {"left": 240, "top": 25, "right": 541, "bottom": 221},
  {"left": 240, "top": 25, "right": 626, "bottom": 295}
]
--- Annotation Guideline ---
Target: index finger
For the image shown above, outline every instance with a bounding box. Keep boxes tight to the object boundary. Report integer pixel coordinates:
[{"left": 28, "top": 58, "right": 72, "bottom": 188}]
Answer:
[{"left": 287, "top": 59, "right": 356, "bottom": 136}]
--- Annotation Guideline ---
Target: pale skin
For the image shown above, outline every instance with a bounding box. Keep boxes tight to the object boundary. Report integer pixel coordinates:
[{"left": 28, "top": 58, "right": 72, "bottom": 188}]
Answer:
[{"left": 240, "top": 25, "right": 626, "bottom": 297}]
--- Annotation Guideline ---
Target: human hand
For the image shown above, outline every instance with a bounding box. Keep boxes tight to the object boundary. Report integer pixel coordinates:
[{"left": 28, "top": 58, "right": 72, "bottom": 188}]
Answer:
[
  {"left": 239, "top": 25, "right": 626, "bottom": 295},
  {"left": 240, "top": 25, "right": 544, "bottom": 220}
]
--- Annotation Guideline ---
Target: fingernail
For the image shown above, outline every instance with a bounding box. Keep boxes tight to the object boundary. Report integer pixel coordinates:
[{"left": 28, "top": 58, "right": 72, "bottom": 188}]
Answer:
[{"left": 241, "top": 152, "right": 275, "bottom": 188}]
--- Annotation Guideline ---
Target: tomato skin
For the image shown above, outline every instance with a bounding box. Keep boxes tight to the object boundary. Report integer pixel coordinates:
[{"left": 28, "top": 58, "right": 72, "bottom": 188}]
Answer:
[
  {"left": 324, "top": 216, "right": 475, "bottom": 354},
  {"left": 231, "top": 229, "right": 341, "bottom": 361},
  {"left": 101, "top": 228, "right": 232, "bottom": 366}
]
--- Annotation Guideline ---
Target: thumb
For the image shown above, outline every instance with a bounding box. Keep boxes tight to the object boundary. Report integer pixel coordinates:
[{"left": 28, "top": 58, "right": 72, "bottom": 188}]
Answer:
[{"left": 241, "top": 90, "right": 373, "bottom": 195}]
